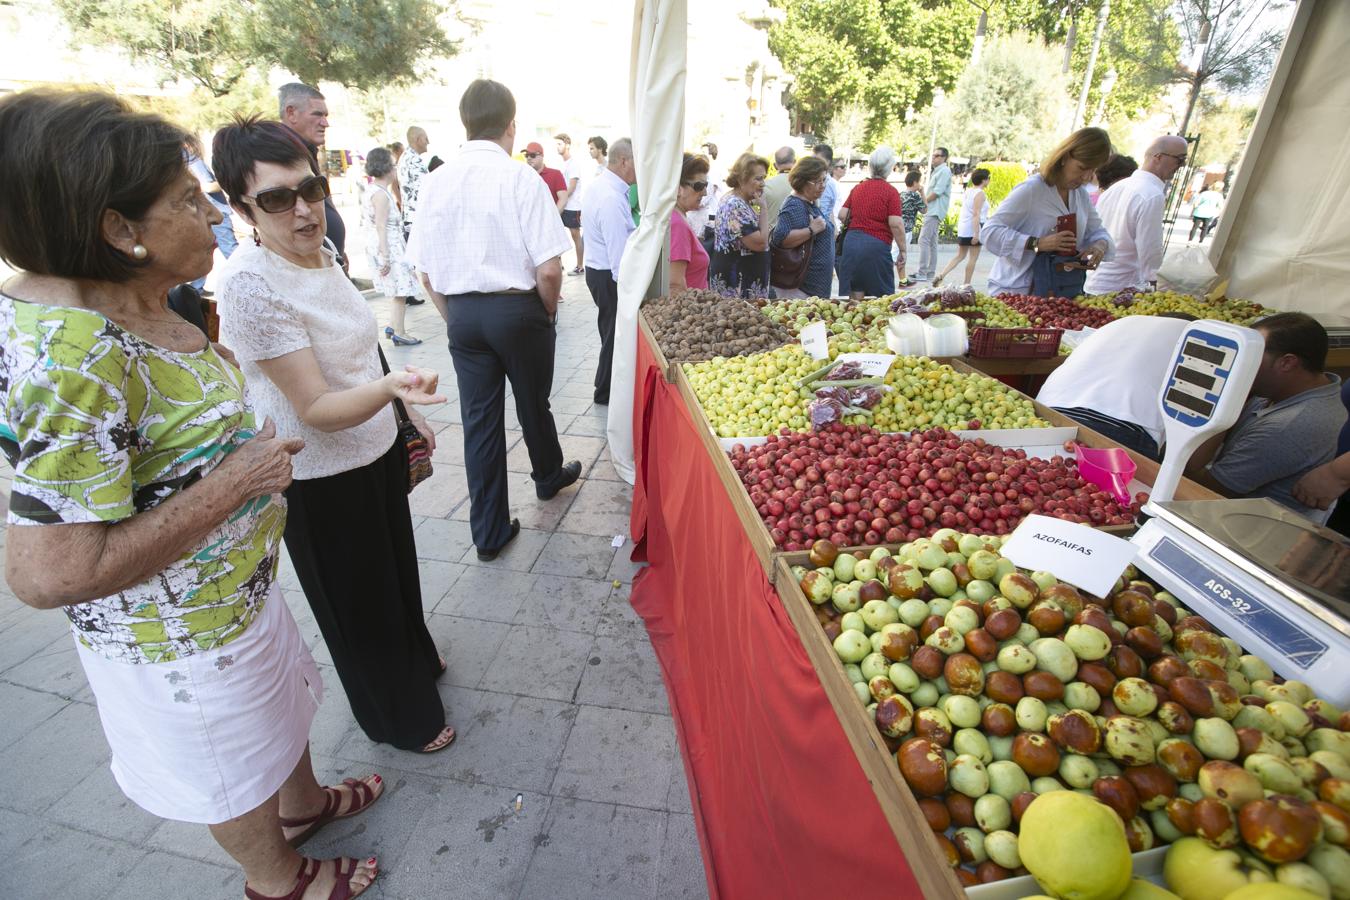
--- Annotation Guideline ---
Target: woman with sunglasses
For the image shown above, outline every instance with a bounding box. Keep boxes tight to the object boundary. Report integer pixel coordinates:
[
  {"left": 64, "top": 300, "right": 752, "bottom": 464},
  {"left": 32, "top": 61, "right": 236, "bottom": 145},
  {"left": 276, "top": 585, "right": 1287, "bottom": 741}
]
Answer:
[
  {"left": 213, "top": 118, "right": 458, "bottom": 762},
  {"left": 1, "top": 91, "right": 384, "bottom": 900},
  {"left": 670, "top": 153, "right": 711, "bottom": 292}
]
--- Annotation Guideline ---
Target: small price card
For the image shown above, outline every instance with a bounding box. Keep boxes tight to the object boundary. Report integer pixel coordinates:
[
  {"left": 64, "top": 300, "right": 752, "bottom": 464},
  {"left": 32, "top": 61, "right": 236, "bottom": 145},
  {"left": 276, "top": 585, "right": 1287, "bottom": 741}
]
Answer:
[
  {"left": 1000, "top": 514, "right": 1138, "bottom": 597},
  {"left": 836, "top": 352, "right": 898, "bottom": 377},
  {"left": 800, "top": 321, "right": 830, "bottom": 360}
]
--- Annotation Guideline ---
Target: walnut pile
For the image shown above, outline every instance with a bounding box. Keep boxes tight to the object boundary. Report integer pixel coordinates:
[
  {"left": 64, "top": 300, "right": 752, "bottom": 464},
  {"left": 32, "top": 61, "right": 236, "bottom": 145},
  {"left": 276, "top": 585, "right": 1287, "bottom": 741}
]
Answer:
[{"left": 642, "top": 289, "right": 794, "bottom": 362}]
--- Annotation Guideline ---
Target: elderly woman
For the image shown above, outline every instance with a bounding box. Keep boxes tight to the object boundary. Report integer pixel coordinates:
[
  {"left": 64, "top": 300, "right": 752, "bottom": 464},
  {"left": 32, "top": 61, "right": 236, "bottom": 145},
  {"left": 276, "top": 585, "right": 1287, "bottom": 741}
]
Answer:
[
  {"left": 836, "top": 146, "right": 906, "bottom": 297},
  {"left": 769, "top": 155, "right": 835, "bottom": 298},
  {"left": 212, "top": 118, "right": 456, "bottom": 759},
  {"left": 670, "top": 152, "right": 711, "bottom": 292},
  {"left": 361, "top": 146, "right": 423, "bottom": 346},
  {"left": 0, "top": 90, "right": 380, "bottom": 899},
  {"left": 983, "top": 127, "right": 1115, "bottom": 297},
  {"left": 709, "top": 152, "right": 771, "bottom": 297}
]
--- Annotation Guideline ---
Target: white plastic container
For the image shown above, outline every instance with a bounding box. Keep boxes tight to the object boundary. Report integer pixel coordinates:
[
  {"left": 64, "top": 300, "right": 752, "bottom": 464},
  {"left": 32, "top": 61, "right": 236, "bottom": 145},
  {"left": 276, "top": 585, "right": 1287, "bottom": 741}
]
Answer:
[
  {"left": 885, "top": 312, "right": 928, "bottom": 356},
  {"left": 924, "top": 313, "right": 969, "bottom": 357}
]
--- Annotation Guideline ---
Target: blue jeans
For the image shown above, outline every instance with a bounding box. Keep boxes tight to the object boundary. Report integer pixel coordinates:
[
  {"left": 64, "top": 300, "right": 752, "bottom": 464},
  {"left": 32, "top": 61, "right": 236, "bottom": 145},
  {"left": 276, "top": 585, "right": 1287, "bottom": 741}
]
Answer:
[{"left": 192, "top": 216, "right": 239, "bottom": 290}]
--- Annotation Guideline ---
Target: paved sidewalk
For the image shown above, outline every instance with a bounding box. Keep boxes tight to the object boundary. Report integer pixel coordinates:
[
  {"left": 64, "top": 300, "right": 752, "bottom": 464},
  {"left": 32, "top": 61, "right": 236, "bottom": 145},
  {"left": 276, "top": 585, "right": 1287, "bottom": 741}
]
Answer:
[{"left": 0, "top": 253, "right": 709, "bottom": 899}]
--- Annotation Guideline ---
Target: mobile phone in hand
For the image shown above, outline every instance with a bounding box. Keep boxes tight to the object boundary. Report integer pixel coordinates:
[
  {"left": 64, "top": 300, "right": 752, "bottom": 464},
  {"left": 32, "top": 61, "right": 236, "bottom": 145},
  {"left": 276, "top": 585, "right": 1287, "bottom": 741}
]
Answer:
[{"left": 1055, "top": 213, "right": 1077, "bottom": 235}]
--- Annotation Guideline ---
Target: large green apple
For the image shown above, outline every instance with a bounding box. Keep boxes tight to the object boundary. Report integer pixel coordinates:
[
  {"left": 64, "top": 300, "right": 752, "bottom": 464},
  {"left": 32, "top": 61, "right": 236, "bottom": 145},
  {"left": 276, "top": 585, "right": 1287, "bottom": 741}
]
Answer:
[{"left": 1163, "top": 837, "right": 1273, "bottom": 900}]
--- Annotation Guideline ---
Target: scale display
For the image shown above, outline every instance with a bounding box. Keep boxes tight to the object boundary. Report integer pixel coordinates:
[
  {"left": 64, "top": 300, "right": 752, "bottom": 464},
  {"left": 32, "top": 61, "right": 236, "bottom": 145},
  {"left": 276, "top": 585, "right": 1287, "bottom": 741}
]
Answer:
[{"left": 1162, "top": 330, "right": 1240, "bottom": 427}]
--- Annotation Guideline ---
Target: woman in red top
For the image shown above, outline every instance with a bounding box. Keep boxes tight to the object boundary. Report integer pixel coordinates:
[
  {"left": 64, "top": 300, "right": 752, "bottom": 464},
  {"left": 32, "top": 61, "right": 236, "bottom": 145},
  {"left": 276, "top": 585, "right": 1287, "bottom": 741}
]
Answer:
[
  {"left": 837, "top": 145, "right": 906, "bottom": 297},
  {"left": 670, "top": 152, "right": 711, "bottom": 292}
]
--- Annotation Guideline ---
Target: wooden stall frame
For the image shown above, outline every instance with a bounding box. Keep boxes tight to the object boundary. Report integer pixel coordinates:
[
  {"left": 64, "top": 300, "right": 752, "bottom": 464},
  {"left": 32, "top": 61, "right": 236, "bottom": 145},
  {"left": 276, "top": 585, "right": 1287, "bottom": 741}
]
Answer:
[
  {"left": 638, "top": 310, "right": 678, "bottom": 383},
  {"left": 771, "top": 553, "right": 967, "bottom": 900}
]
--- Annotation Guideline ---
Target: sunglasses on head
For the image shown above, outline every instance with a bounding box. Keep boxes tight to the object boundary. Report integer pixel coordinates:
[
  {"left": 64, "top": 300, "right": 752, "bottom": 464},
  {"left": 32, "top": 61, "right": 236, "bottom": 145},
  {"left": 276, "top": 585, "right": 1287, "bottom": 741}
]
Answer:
[
  {"left": 243, "top": 175, "right": 330, "bottom": 214},
  {"left": 683, "top": 180, "right": 708, "bottom": 192}
]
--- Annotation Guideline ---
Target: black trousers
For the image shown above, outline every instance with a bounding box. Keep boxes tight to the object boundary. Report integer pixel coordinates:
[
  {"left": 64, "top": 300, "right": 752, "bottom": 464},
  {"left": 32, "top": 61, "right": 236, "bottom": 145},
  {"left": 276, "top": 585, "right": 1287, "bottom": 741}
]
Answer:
[
  {"left": 445, "top": 293, "right": 565, "bottom": 550},
  {"left": 584, "top": 267, "right": 619, "bottom": 405},
  {"left": 284, "top": 439, "right": 445, "bottom": 750}
]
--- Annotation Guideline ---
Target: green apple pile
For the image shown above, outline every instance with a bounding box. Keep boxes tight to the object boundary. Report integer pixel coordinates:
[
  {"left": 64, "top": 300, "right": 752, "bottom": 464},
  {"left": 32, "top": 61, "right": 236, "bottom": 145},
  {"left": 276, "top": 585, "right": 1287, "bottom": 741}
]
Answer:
[
  {"left": 924, "top": 294, "right": 1032, "bottom": 330},
  {"left": 792, "top": 532, "right": 1350, "bottom": 895},
  {"left": 1079, "top": 291, "right": 1267, "bottom": 326},
  {"left": 682, "top": 348, "right": 1049, "bottom": 436},
  {"left": 760, "top": 297, "right": 894, "bottom": 353}
]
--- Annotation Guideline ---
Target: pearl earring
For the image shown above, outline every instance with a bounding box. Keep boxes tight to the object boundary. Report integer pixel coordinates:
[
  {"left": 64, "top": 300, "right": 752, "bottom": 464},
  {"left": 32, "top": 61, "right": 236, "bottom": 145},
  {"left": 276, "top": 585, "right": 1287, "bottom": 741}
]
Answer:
[{"left": 131, "top": 244, "right": 148, "bottom": 260}]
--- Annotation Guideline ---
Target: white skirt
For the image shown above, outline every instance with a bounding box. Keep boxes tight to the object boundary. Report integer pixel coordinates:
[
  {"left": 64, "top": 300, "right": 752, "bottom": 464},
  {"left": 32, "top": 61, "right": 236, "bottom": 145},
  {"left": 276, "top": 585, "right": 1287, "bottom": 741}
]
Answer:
[{"left": 76, "top": 584, "right": 323, "bottom": 824}]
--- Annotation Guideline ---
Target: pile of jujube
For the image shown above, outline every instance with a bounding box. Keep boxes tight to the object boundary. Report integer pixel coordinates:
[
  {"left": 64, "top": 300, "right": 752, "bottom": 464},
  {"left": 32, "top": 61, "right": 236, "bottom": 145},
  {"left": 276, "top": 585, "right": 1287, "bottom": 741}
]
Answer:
[
  {"left": 730, "top": 424, "right": 1134, "bottom": 550},
  {"left": 998, "top": 294, "right": 1117, "bottom": 331}
]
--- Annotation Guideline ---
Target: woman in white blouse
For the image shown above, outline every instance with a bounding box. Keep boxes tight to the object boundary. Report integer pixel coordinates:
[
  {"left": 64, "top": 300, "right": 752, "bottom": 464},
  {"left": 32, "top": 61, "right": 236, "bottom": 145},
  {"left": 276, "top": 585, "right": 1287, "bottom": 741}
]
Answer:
[
  {"left": 213, "top": 118, "right": 457, "bottom": 757},
  {"left": 982, "top": 128, "right": 1114, "bottom": 297}
]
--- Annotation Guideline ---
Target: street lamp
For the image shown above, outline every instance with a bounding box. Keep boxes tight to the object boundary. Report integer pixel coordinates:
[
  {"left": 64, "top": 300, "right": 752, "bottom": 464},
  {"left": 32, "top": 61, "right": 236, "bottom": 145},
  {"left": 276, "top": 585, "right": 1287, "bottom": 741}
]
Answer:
[{"left": 927, "top": 88, "right": 946, "bottom": 172}]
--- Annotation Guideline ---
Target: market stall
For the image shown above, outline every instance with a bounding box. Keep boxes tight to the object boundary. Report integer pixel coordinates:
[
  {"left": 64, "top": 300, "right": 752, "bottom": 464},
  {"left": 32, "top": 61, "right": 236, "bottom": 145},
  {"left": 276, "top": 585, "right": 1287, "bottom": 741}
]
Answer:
[{"left": 628, "top": 293, "right": 1350, "bottom": 899}]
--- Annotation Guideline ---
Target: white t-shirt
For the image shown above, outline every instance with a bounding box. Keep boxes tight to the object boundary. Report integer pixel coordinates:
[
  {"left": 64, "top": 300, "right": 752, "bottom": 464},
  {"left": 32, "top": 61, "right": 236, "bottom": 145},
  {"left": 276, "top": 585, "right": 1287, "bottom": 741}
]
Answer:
[
  {"left": 956, "top": 187, "right": 988, "bottom": 238},
  {"left": 217, "top": 243, "right": 397, "bottom": 480},
  {"left": 1036, "top": 316, "right": 1191, "bottom": 447},
  {"left": 562, "top": 156, "right": 588, "bottom": 212},
  {"left": 1085, "top": 170, "right": 1166, "bottom": 294}
]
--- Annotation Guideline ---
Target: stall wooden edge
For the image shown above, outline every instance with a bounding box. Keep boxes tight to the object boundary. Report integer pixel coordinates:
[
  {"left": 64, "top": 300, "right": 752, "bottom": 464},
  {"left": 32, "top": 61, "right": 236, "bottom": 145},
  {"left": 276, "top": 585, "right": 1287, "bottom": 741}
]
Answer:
[
  {"left": 638, "top": 310, "right": 677, "bottom": 383},
  {"left": 771, "top": 555, "right": 967, "bottom": 899}
]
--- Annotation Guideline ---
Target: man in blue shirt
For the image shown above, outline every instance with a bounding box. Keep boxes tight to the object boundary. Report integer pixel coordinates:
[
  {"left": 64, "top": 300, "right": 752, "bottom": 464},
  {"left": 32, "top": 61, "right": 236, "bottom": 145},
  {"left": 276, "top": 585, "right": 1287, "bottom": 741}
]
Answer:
[
  {"left": 580, "top": 137, "right": 637, "bottom": 406},
  {"left": 185, "top": 150, "right": 238, "bottom": 293},
  {"left": 914, "top": 146, "right": 951, "bottom": 282}
]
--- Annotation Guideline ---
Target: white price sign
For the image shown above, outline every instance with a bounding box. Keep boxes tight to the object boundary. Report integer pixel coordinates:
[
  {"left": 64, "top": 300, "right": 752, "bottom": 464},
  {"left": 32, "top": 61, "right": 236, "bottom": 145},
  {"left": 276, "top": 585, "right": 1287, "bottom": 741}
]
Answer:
[
  {"left": 1000, "top": 514, "right": 1138, "bottom": 597},
  {"left": 800, "top": 321, "right": 829, "bottom": 360},
  {"left": 836, "top": 352, "right": 897, "bottom": 377}
]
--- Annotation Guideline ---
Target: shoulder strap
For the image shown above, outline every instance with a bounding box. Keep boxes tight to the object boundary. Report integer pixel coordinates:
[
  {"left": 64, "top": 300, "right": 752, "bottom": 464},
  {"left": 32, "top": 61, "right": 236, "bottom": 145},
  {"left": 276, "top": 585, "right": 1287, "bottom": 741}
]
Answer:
[{"left": 376, "top": 344, "right": 412, "bottom": 425}]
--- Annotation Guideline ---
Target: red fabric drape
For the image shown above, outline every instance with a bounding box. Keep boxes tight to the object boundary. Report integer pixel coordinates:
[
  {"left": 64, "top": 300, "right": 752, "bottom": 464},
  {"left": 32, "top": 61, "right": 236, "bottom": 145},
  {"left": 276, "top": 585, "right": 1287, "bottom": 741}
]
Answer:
[{"left": 629, "top": 331, "right": 922, "bottom": 900}]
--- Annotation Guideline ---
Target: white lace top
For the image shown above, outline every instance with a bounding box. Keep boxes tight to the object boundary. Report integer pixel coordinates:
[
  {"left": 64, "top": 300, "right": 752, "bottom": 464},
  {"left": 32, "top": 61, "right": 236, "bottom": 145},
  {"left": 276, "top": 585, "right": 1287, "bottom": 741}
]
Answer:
[{"left": 216, "top": 243, "right": 397, "bottom": 480}]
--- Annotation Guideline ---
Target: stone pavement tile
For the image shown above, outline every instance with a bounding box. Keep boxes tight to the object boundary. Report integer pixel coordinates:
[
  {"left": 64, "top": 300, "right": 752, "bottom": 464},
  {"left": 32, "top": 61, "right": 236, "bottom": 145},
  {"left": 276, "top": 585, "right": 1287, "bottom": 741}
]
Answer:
[
  {"left": 596, "top": 586, "right": 648, "bottom": 640},
  {"left": 565, "top": 414, "right": 608, "bottom": 438},
  {"left": 3, "top": 630, "right": 93, "bottom": 702},
  {"left": 0, "top": 679, "right": 70, "bottom": 752},
  {"left": 330, "top": 690, "right": 475, "bottom": 778},
  {"left": 532, "top": 532, "right": 619, "bottom": 581},
  {"left": 513, "top": 574, "right": 612, "bottom": 634},
  {"left": 607, "top": 546, "right": 644, "bottom": 584},
  {"left": 557, "top": 479, "right": 633, "bottom": 538},
  {"left": 456, "top": 526, "right": 551, "bottom": 573},
  {"left": 413, "top": 517, "right": 476, "bottom": 562},
  {"left": 1, "top": 809, "right": 150, "bottom": 898},
  {"left": 422, "top": 614, "right": 510, "bottom": 690},
  {"left": 576, "top": 635, "right": 670, "bottom": 716},
  {"left": 478, "top": 624, "right": 594, "bottom": 704},
  {"left": 547, "top": 412, "right": 578, "bottom": 435},
  {"left": 109, "top": 850, "right": 240, "bottom": 900},
  {"left": 0, "top": 610, "right": 73, "bottom": 676},
  {"left": 554, "top": 382, "right": 595, "bottom": 400},
  {"left": 440, "top": 688, "right": 576, "bottom": 793},
  {"left": 517, "top": 798, "right": 664, "bottom": 900},
  {"left": 586, "top": 455, "right": 627, "bottom": 482},
  {"left": 548, "top": 394, "right": 596, "bottom": 417},
  {"left": 656, "top": 813, "right": 711, "bottom": 900},
  {"left": 415, "top": 559, "right": 469, "bottom": 614},
  {"left": 426, "top": 400, "right": 462, "bottom": 424},
  {"left": 301, "top": 758, "right": 446, "bottom": 874},
  {"left": 579, "top": 402, "right": 609, "bottom": 420},
  {"left": 384, "top": 781, "right": 551, "bottom": 900},
  {"left": 407, "top": 463, "right": 470, "bottom": 519},
  {"left": 307, "top": 664, "right": 359, "bottom": 758},
  {"left": 666, "top": 752, "right": 694, "bottom": 815},
  {"left": 48, "top": 758, "right": 163, "bottom": 846},
  {"left": 0, "top": 700, "right": 109, "bottom": 813},
  {"left": 436, "top": 566, "right": 535, "bottom": 621},
  {"left": 448, "top": 471, "right": 580, "bottom": 534},
  {"left": 506, "top": 432, "right": 605, "bottom": 475},
  {"left": 147, "top": 817, "right": 238, "bottom": 868},
  {"left": 550, "top": 706, "right": 676, "bottom": 810}
]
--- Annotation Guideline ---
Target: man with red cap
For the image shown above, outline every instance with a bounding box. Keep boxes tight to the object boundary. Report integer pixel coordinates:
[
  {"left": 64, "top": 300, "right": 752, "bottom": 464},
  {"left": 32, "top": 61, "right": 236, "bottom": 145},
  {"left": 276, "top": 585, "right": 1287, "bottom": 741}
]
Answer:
[{"left": 524, "top": 141, "right": 568, "bottom": 208}]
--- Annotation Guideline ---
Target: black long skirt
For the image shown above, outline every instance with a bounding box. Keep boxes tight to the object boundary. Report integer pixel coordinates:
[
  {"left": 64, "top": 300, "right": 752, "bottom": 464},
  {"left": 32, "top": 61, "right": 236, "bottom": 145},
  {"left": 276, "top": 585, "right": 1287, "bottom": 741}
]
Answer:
[{"left": 283, "top": 438, "right": 445, "bottom": 750}]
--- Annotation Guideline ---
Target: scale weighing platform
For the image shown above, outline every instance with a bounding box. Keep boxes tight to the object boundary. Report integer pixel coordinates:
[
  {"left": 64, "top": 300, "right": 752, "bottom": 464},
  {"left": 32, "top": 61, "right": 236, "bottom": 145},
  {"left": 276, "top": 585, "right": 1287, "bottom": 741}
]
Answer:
[{"left": 1134, "top": 498, "right": 1350, "bottom": 706}]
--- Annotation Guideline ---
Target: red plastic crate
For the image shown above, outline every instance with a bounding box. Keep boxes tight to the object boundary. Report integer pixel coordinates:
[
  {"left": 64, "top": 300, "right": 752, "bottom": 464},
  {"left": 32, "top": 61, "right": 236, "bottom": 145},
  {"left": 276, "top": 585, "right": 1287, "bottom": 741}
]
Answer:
[{"left": 968, "top": 325, "right": 1063, "bottom": 358}]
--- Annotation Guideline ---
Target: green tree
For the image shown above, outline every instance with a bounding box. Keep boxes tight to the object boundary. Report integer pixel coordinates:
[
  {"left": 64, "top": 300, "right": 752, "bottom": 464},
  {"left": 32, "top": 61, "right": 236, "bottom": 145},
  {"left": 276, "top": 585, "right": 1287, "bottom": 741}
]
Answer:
[
  {"left": 945, "top": 33, "right": 1068, "bottom": 161},
  {"left": 823, "top": 100, "right": 868, "bottom": 162},
  {"left": 1189, "top": 97, "right": 1257, "bottom": 169},
  {"left": 1169, "top": 0, "right": 1291, "bottom": 133}
]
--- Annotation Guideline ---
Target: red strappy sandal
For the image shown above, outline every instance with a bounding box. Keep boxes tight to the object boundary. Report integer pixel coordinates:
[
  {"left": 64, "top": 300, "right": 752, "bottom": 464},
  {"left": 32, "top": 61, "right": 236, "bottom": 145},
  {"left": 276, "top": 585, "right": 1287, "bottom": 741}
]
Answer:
[
  {"left": 280, "top": 776, "right": 383, "bottom": 848},
  {"left": 244, "top": 857, "right": 376, "bottom": 900}
]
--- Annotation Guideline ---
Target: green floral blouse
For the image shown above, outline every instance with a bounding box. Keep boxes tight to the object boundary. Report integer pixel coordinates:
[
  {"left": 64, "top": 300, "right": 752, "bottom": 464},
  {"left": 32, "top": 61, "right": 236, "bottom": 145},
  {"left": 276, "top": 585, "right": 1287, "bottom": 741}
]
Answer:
[{"left": 0, "top": 296, "right": 286, "bottom": 664}]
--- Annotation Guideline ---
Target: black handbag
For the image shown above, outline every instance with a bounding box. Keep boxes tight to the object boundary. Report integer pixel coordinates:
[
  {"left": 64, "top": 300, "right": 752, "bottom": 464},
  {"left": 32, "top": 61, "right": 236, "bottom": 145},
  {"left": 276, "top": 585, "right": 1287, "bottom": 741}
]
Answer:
[{"left": 377, "top": 345, "right": 433, "bottom": 492}]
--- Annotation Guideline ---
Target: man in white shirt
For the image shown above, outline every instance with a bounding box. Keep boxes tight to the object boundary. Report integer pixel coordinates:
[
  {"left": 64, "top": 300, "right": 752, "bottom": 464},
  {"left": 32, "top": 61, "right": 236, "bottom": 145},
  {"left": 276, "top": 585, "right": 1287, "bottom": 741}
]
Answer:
[
  {"left": 555, "top": 133, "right": 587, "bottom": 274},
  {"left": 580, "top": 137, "right": 637, "bottom": 406},
  {"left": 1037, "top": 314, "right": 1196, "bottom": 460},
  {"left": 1086, "top": 135, "right": 1189, "bottom": 293},
  {"left": 406, "top": 79, "right": 582, "bottom": 560},
  {"left": 763, "top": 146, "right": 796, "bottom": 232},
  {"left": 914, "top": 147, "right": 952, "bottom": 281},
  {"left": 397, "top": 125, "right": 431, "bottom": 242}
]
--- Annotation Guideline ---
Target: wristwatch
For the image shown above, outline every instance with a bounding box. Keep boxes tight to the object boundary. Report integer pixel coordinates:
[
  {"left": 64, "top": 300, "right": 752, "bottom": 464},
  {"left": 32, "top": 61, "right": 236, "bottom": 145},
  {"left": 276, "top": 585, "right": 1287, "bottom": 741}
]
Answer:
[{"left": 1025, "top": 235, "right": 1039, "bottom": 252}]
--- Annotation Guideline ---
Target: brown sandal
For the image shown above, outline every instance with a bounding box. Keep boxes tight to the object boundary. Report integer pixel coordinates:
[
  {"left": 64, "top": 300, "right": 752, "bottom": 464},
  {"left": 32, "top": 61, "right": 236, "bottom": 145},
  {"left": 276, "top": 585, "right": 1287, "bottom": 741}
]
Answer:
[
  {"left": 280, "top": 776, "right": 383, "bottom": 848},
  {"left": 244, "top": 857, "right": 376, "bottom": 900}
]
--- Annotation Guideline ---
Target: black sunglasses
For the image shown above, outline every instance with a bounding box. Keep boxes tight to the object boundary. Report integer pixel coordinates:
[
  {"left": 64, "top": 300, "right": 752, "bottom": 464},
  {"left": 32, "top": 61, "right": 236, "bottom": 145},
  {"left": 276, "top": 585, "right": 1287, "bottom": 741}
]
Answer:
[
  {"left": 683, "top": 180, "right": 709, "bottom": 192},
  {"left": 243, "top": 175, "right": 330, "bottom": 214},
  {"left": 525, "top": 152, "right": 541, "bottom": 159}
]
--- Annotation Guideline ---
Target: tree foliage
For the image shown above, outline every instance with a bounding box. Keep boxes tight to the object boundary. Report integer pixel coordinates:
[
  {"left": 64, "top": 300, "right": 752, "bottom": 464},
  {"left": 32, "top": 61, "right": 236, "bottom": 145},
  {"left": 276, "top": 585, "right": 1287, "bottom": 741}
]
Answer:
[
  {"left": 981, "top": 161, "right": 1028, "bottom": 207},
  {"left": 946, "top": 33, "right": 1069, "bottom": 161},
  {"left": 56, "top": 0, "right": 458, "bottom": 105},
  {"left": 1190, "top": 97, "right": 1257, "bottom": 168},
  {"left": 823, "top": 100, "right": 868, "bottom": 162}
]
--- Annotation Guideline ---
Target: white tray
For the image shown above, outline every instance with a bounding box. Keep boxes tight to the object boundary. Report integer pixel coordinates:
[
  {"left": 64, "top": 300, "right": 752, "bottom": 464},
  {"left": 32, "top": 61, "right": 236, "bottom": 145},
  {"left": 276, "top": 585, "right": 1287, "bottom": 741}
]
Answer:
[{"left": 964, "top": 845, "right": 1168, "bottom": 898}]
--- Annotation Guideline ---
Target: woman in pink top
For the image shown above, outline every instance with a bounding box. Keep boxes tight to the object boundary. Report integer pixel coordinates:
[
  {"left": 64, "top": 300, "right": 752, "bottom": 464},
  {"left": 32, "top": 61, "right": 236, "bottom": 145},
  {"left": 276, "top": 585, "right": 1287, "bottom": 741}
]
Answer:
[{"left": 669, "top": 152, "right": 711, "bottom": 292}]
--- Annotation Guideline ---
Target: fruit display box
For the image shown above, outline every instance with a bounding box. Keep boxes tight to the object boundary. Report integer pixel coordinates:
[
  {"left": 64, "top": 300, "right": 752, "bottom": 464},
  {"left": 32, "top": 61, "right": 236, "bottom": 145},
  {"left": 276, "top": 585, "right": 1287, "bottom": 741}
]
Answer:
[
  {"left": 963, "top": 846, "right": 1168, "bottom": 898},
  {"left": 638, "top": 311, "right": 677, "bottom": 384}
]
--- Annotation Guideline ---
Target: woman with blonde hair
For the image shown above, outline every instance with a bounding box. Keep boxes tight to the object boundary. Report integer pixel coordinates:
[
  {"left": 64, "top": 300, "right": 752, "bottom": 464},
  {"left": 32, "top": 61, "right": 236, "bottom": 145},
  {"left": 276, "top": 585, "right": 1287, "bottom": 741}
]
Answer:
[
  {"left": 982, "top": 127, "right": 1115, "bottom": 297},
  {"left": 709, "top": 151, "right": 771, "bottom": 296}
]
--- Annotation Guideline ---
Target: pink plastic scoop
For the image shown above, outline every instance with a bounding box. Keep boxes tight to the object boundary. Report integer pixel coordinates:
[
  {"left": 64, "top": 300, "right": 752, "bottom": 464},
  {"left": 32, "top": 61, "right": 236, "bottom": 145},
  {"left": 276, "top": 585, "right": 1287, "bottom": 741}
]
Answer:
[{"left": 1074, "top": 445, "right": 1137, "bottom": 506}]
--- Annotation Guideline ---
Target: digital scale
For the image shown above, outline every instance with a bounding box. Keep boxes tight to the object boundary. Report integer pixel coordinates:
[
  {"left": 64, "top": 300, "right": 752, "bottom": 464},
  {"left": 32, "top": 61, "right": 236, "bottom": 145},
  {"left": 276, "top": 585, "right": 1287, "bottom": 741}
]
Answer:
[{"left": 1133, "top": 320, "right": 1350, "bottom": 706}]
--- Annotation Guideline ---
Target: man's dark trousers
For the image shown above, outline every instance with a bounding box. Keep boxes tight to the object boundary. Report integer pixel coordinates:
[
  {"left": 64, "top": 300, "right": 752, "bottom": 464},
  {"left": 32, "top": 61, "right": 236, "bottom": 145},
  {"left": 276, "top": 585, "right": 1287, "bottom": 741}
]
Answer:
[
  {"left": 445, "top": 293, "right": 565, "bottom": 551},
  {"left": 584, "top": 266, "right": 618, "bottom": 405}
]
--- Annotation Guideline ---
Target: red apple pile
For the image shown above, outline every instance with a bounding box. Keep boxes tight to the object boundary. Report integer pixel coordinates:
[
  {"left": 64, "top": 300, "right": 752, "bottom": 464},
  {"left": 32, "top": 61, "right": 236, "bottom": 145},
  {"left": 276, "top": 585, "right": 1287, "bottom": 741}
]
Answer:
[
  {"left": 730, "top": 424, "right": 1133, "bottom": 551},
  {"left": 998, "top": 294, "right": 1117, "bottom": 331}
]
